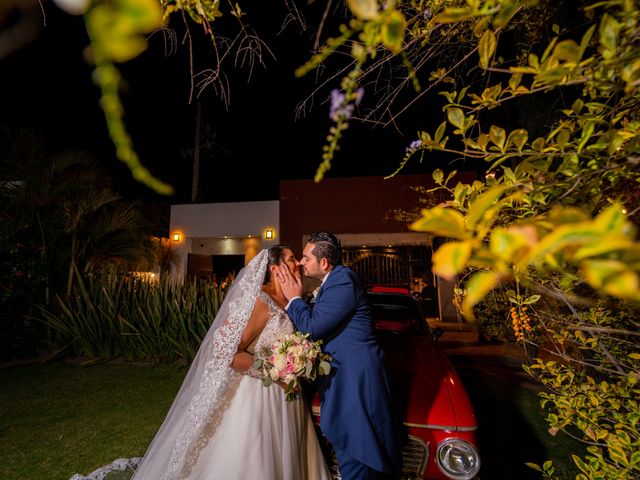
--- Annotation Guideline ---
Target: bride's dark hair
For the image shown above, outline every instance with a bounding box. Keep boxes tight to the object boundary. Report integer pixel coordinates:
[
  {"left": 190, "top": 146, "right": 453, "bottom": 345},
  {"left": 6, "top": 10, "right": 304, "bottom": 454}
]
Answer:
[{"left": 263, "top": 244, "right": 291, "bottom": 284}]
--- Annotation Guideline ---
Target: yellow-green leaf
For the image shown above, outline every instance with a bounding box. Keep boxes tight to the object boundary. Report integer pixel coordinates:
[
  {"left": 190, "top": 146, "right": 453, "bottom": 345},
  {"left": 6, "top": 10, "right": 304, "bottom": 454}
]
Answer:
[
  {"left": 602, "top": 271, "right": 640, "bottom": 301},
  {"left": 434, "top": 7, "right": 473, "bottom": 24},
  {"left": 462, "top": 271, "right": 502, "bottom": 320},
  {"left": 553, "top": 39, "right": 581, "bottom": 63},
  {"left": 467, "top": 185, "right": 508, "bottom": 230},
  {"left": 529, "top": 223, "right": 597, "bottom": 261},
  {"left": 447, "top": 108, "right": 465, "bottom": 130},
  {"left": 346, "top": 0, "right": 379, "bottom": 20},
  {"left": 478, "top": 29, "right": 496, "bottom": 69},
  {"left": 507, "top": 129, "right": 528, "bottom": 151},
  {"left": 599, "top": 13, "right": 619, "bottom": 60},
  {"left": 493, "top": 2, "right": 517, "bottom": 28},
  {"left": 581, "top": 259, "right": 627, "bottom": 289},
  {"left": 574, "top": 238, "right": 639, "bottom": 261},
  {"left": 489, "top": 125, "right": 506, "bottom": 150},
  {"left": 410, "top": 207, "right": 470, "bottom": 240},
  {"left": 432, "top": 241, "right": 473, "bottom": 281},
  {"left": 593, "top": 204, "right": 634, "bottom": 236},
  {"left": 490, "top": 225, "right": 538, "bottom": 264},
  {"left": 381, "top": 10, "right": 406, "bottom": 53}
]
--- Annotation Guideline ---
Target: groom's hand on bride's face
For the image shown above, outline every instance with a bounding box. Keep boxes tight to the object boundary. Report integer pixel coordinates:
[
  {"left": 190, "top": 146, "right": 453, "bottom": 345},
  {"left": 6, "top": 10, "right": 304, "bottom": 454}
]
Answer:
[{"left": 276, "top": 264, "right": 303, "bottom": 300}]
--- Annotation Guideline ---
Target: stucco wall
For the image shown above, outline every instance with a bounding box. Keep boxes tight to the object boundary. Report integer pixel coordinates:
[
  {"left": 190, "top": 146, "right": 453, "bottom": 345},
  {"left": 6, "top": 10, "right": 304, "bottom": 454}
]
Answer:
[{"left": 169, "top": 201, "right": 279, "bottom": 281}]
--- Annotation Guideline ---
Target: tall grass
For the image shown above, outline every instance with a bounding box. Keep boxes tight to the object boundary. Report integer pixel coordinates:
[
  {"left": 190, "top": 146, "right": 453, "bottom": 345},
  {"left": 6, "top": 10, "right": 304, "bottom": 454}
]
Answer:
[{"left": 38, "top": 273, "right": 224, "bottom": 363}]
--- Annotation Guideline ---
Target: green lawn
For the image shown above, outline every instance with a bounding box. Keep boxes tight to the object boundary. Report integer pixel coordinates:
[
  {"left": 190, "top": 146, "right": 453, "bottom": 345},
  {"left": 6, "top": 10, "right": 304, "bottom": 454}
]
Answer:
[
  {"left": 1, "top": 361, "right": 582, "bottom": 480},
  {"left": 0, "top": 363, "right": 185, "bottom": 480}
]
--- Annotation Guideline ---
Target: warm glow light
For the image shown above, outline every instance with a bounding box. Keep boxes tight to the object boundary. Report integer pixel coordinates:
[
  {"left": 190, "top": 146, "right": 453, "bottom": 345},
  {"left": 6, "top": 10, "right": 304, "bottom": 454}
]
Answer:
[
  {"left": 264, "top": 228, "right": 275, "bottom": 240},
  {"left": 622, "top": 207, "right": 628, "bottom": 214},
  {"left": 172, "top": 232, "right": 181, "bottom": 242}
]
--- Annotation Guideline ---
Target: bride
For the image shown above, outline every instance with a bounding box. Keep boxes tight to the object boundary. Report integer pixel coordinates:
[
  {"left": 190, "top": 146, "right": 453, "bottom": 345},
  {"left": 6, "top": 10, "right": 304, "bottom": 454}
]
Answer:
[{"left": 73, "top": 246, "right": 330, "bottom": 480}]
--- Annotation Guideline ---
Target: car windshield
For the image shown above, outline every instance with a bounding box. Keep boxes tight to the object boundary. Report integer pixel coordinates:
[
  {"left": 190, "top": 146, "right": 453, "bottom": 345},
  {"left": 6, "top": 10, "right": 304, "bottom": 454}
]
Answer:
[{"left": 367, "top": 293, "right": 427, "bottom": 335}]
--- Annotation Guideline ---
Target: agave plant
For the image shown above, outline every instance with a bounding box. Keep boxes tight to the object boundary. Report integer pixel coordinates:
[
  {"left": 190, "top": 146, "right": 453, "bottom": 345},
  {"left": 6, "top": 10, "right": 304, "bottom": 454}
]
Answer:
[{"left": 38, "top": 270, "right": 223, "bottom": 363}]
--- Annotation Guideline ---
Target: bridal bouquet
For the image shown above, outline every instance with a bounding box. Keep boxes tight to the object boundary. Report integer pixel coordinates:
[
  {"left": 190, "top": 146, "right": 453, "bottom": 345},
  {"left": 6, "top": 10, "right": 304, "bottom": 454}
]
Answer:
[{"left": 254, "top": 331, "right": 332, "bottom": 401}]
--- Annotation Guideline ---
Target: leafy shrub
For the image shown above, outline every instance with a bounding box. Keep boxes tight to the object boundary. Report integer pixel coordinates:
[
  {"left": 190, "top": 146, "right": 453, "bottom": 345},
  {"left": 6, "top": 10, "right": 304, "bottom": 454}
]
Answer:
[{"left": 38, "top": 272, "right": 223, "bottom": 363}]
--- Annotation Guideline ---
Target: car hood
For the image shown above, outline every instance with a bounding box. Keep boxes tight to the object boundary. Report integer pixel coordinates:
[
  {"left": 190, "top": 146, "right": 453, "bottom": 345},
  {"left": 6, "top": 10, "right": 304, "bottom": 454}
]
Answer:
[{"left": 379, "top": 332, "right": 477, "bottom": 431}]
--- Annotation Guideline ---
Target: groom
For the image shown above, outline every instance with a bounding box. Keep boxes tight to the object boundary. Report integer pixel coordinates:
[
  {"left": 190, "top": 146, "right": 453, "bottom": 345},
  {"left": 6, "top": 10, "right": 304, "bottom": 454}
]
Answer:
[{"left": 276, "top": 231, "right": 404, "bottom": 480}]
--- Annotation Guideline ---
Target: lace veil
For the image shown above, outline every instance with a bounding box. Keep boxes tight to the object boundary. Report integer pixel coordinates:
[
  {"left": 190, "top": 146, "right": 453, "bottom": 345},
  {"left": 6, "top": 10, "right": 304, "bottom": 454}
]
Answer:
[{"left": 131, "top": 249, "right": 269, "bottom": 480}]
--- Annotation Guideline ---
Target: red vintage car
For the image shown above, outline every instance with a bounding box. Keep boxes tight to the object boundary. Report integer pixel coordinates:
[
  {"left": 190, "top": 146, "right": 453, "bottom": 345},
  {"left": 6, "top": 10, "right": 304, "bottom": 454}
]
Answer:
[{"left": 311, "top": 289, "right": 481, "bottom": 480}]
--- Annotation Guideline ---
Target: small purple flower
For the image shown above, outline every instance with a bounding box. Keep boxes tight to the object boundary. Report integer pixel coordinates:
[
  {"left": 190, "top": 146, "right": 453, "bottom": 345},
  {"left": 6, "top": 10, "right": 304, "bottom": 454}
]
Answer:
[
  {"left": 406, "top": 139, "right": 422, "bottom": 152},
  {"left": 329, "top": 89, "right": 346, "bottom": 121},
  {"left": 354, "top": 88, "right": 364, "bottom": 105},
  {"left": 329, "top": 88, "right": 364, "bottom": 122}
]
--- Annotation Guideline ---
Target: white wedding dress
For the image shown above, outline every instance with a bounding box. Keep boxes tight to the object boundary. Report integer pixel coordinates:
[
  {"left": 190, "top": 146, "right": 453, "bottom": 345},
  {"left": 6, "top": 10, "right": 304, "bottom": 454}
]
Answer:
[
  {"left": 70, "top": 250, "right": 331, "bottom": 480},
  {"left": 185, "top": 290, "right": 330, "bottom": 479}
]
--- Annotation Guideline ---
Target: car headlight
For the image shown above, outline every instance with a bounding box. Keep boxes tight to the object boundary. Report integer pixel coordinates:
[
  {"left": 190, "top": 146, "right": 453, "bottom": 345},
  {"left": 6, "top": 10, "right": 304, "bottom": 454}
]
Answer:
[{"left": 435, "top": 438, "right": 481, "bottom": 480}]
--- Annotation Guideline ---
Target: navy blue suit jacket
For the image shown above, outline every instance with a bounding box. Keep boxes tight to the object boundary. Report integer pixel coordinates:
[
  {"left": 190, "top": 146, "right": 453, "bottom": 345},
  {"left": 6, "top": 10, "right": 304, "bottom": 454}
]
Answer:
[{"left": 287, "top": 265, "right": 403, "bottom": 473}]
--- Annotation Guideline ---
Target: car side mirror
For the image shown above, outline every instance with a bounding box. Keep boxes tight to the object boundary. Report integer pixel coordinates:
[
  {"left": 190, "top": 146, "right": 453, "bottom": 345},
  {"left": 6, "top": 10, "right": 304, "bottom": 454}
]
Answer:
[{"left": 432, "top": 327, "right": 444, "bottom": 340}]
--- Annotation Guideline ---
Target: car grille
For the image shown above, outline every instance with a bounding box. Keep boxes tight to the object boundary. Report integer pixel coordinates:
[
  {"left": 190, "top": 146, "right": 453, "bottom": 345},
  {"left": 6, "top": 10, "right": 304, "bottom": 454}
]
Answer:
[
  {"left": 400, "top": 435, "right": 429, "bottom": 479},
  {"left": 327, "top": 434, "right": 429, "bottom": 480}
]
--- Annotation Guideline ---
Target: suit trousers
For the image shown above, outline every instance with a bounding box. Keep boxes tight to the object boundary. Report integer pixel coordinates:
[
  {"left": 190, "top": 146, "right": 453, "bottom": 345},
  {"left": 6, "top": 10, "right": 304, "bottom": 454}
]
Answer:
[{"left": 335, "top": 449, "right": 396, "bottom": 480}]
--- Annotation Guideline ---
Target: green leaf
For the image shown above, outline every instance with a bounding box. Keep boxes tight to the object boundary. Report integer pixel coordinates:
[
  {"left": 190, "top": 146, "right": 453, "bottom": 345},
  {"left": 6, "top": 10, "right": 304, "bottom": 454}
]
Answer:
[
  {"left": 525, "top": 463, "right": 543, "bottom": 473},
  {"left": 489, "top": 125, "right": 506, "bottom": 151},
  {"left": 489, "top": 225, "right": 537, "bottom": 264},
  {"left": 541, "top": 37, "right": 559, "bottom": 63},
  {"left": 522, "top": 294, "right": 541, "bottom": 305},
  {"left": 462, "top": 271, "right": 502, "bottom": 320},
  {"left": 581, "top": 259, "right": 627, "bottom": 289},
  {"left": 593, "top": 204, "right": 633, "bottom": 235},
  {"left": 432, "top": 241, "right": 473, "bottom": 281},
  {"left": 434, "top": 121, "right": 447, "bottom": 144},
  {"left": 453, "top": 182, "right": 472, "bottom": 206},
  {"left": 553, "top": 39, "right": 581, "bottom": 63},
  {"left": 573, "top": 455, "right": 589, "bottom": 474},
  {"left": 493, "top": 2, "right": 517, "bottom": 28},
  {"left": 529, "top": 223, "right": 597, "bottom": 261},
  {"left": 602, "top": 271, "right": 640, "bottom": 301},
  {"left": 577, "top": 122, "right": 595, "bottom": 153},
  {"left": 556, "top": 129, "right": 570, "bottom": 150},
  {"left": 507, "top": 129, "right": 528, "bottom": 151},
  {"left": 467, "top": 185, "right": 508, "bottom": 230},
  {"left": 433, "top": 168, "right": 444, "bottom": 184},
  {"left": 532, "top": 137, "right": 545, "bottom": 151},
  {"left": 574, "top": 238, "right": 639, "bottom": 261},
  {"left": 381, "top": 10, "right": 406, "bottom": 53},
  {"left": 508, "top": 72, "right": 522, "bottom": 91},
  {"left": 579, "top": 25, "right": 596, "bottom": 59},
  {"left": 346, "top": 0, "right": 379, "bottom": 20},
  {"left": 447, "top": 108, "right": 465, "bottom": 130},
  {"left": 410, "top": 207, "right": 470, "bottom": 240},
  {"left": 599, "top": 13, "right": 619, "bottom": 59},
  {"left": 608, "top": 444, "right": 629, "bottom": 466},
  {"left": 434, "top": 7, "right": 474, "bottom": 23},
  {"left": 478, "top": 29, "right": 496, "bottom": 69}
]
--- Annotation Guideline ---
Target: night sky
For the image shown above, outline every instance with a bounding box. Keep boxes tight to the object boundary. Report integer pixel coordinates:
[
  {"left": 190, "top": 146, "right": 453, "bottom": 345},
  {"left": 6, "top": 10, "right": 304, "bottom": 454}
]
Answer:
[{"left": 0, "top": 3, "right": 434, "bottom": 205}]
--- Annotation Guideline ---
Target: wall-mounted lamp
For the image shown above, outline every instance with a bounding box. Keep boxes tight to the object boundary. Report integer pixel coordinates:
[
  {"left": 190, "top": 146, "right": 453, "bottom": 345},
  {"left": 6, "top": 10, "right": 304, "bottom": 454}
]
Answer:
[
  {"left": 264, "top": 228, "right": 275, "bottom": 240},
  {"left": 172, "top": 232, "right": 181, "bottom": 242}
]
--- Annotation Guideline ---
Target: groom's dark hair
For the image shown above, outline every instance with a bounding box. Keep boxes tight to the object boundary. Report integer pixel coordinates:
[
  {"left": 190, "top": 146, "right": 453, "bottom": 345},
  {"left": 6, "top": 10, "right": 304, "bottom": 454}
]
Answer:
[{"left": 308, "top": 231, "right": 342, "bottom": 266}]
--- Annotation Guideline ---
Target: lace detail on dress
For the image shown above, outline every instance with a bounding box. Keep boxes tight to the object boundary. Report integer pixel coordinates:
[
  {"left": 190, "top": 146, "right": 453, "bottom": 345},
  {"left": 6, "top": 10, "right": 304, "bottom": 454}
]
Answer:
[
  {"left": 156, "top": 252, "right": 268, "bottom": 480},
  {"left": 178, "top": 291, "right": 294, "bottom": 479},
  {"left": 70, "top": 457, "right": 141, "bottom": 480},
  {"left": 252, "top": 290, "right": 294, "bottom": 358}
]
